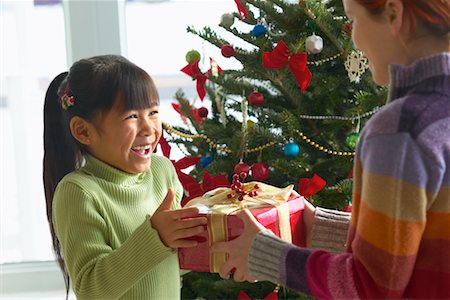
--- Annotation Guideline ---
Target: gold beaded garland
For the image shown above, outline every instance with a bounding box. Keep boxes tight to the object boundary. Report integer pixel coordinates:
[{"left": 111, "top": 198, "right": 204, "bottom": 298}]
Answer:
[
  {"left": 294, "top": 129, "right": 355, "bottom": 156},
  {"left": 308, "top": 51, "right": 343, "bottom": 66},
  {"left": 163, "top": 123, "right": 355, "bottom": 157}
]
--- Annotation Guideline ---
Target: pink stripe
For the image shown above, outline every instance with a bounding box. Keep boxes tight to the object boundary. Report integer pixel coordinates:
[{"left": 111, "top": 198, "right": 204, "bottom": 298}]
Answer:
[
  {"left": 351, "top": 232, "right": 416, "bottom": 289},
  {"left": 306, "top": 250, "right": 334, "bottom": 299},
  {"left": 415, "top": 238, "right": 450, "bottom": 272},
  {"left": 405, "top": 269, "right": 450, "bottom": 299}
]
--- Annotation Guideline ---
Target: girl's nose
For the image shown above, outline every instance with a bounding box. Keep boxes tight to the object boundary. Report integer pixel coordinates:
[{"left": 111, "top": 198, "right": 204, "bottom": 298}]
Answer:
[{"left": 141, "top": 118, "right": 155, "bottom": 136}]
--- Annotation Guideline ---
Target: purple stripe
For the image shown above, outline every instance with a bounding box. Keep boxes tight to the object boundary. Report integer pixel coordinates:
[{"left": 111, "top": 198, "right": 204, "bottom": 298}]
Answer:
[
  {"left": 360, "top": 100, "right": 402, "bottom": 138},
  {"left": 284, "top": 245, "right": 311, "bottom": 293},
  {"left": 399, "top": 93, "right": 450, "bottom": 138},
  {"left": 360, "top": 134, "right": 444, "bottom": 194},
  {"left": 388, "top": 54, "right": 450, "bottom": 102},
  {"left": 390, "top": 53, "right": 450, "bottom": 89},
  {"left": 417, "top": 117, "right": 450, "bottom": 170}
]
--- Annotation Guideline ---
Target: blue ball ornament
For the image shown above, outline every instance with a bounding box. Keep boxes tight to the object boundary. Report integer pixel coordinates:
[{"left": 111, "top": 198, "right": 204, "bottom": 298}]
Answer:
[
  {"left": 200, "top": 156, "right": 214, "bottom": 167},
  {"left": 284, "top": 141, "right": 300, "bottom": 158},
  {"left": 252, "top": 24, "right": 267, "bottom": 37}
]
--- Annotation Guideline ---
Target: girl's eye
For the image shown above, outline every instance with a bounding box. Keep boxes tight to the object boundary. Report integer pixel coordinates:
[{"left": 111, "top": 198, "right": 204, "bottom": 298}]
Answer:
[
  {"left": 149, "top": 110, "right": 159, "bottom": 116},
  {"left": 126, "top": 114, "right": 138, "bottom": 119}
]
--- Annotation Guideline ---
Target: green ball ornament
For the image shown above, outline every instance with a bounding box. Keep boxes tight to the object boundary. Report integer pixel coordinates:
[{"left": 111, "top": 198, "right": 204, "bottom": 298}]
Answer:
[
  {"left": 185, "top": 50, "right": 201, "bottom": 63},
  {"left": 346, "top": 132, "right": 360, "bottom": 150}
]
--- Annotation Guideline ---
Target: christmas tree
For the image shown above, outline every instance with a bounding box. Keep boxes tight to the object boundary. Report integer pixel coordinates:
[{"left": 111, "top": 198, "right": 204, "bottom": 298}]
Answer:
[{"left": 162, "top": 0, "right": 386, "bottom": 299}]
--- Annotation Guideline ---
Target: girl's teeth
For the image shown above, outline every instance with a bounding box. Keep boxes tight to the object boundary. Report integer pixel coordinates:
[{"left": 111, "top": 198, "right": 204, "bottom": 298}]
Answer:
[{"left": 132, "top": 145, "right": 151, "bottom": 156}]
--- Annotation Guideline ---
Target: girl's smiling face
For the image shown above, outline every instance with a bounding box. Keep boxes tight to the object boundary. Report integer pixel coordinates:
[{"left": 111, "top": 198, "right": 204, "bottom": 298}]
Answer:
[{"left": 86, "top": 100, "right": 162, "bottom": 174}]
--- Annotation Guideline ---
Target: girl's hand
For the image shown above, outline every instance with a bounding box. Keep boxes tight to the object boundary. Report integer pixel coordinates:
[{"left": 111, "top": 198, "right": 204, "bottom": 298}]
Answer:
[
  {"left": 151, "top": 189, "right": 207, "bottom": 248},
  {"left": 211, "top": 209, "right": 265, "bottom": 282}
]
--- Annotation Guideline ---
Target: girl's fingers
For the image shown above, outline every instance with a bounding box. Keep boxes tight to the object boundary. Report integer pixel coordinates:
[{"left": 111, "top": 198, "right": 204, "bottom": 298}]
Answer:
[
  {"left": 178, "top": 217, "right": 207, "bottom": 229},
  {"left": 170, "top": 239, "right": 200, "bottom": 248},
  {"left": 155, "top": 189, "right": 175, "bottom": 212},
  {"left": 172, "top": 225, "right": 205, "bottom": 240},
  {"left": 171, "top": 207, "right": 201, "bottom": 219}
]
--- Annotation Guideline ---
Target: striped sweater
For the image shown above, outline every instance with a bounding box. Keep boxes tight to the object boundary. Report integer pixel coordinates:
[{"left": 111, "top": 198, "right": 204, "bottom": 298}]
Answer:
[
  {"left": 53, "top": 154, "right": 183, "bottom": 299},
  {"left": 249, "top": 53, "right": 450, "bottom": 299}
]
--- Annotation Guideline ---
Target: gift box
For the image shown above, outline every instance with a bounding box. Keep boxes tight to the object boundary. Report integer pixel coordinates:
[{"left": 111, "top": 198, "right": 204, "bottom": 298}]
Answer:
[{"left": 178, "top": 181, "right": 305, "bottom": 272}]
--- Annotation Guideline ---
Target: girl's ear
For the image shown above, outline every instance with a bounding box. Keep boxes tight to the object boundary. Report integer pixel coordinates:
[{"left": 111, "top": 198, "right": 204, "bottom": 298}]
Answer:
[
  {"left": 385, "top": 0, "right": 405, "bottom": 36},
  {"left": 69, "top": 116, "right": 94, "bottom": 145}
]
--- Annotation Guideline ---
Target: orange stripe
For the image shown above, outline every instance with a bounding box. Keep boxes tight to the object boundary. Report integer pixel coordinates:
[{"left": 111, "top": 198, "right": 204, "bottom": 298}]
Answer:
[
  {"left": 356, "top": 201, "right": 425, "bottom": 256},
  {"left": 351, "top": 192, "right": 361, "bottom": 226},
  {"left": 423, "top": 211, "right": 450, "bottom": 240}
]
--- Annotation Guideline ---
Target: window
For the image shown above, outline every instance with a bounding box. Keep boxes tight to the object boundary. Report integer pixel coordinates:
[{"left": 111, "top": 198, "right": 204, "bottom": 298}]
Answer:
[{"left": 1, "top": 0, "right": 67, "bottom": 264}]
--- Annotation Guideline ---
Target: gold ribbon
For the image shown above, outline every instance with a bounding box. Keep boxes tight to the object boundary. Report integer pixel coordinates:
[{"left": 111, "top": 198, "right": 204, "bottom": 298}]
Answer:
[{"left": 186, "top": 181, "right": 294, "bottom": 272}]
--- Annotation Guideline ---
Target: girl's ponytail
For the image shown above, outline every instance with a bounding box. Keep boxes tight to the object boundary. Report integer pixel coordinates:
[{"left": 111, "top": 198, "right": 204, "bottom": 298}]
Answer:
[{"left": 43, "top": 72, "right": 81, "bottom": 296}]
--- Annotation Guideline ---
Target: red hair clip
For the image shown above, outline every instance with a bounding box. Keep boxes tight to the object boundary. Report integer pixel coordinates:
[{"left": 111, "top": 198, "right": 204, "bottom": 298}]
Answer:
[{"left": 60, "top": 84, "right": 74, "bottom": 110}]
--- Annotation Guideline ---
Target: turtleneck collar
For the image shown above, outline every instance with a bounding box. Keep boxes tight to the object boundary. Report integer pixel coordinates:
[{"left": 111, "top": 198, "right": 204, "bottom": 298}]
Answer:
[
  {"left": 388, "top": 52, "right": 450, "bottom": 102},
  {"left": 82, "top": 154, "right": 146, "bottom": 186}
]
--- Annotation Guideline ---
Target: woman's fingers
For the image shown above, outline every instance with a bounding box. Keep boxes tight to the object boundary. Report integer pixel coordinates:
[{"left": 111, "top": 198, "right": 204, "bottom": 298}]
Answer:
[
  {"left": 210, "top": 241, "right": 228, "bottom": 253},
  {"left": 218, "top": 259, "right": 236, "bottom": 280}
]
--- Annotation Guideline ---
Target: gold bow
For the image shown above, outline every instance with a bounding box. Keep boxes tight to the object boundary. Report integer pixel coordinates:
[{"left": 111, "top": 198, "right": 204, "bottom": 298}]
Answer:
[{"left": 185, "top": 181, "right": 294, "bottom": 272}]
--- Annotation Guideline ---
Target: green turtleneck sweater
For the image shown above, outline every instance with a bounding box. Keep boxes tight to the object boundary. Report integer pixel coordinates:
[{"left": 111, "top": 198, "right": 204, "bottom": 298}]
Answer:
[{"left": 53, "top": 154, "right": 183, "bottom": 299}]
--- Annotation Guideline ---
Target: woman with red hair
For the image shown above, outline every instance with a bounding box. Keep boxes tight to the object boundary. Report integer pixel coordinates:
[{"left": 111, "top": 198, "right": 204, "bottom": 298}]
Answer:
[{"left": 212, "top": 0, "right": 450, "bottom": 298}]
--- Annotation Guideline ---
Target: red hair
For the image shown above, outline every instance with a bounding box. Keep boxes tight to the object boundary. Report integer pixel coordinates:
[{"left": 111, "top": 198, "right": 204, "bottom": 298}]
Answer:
[{"left": 356, "top": 0, "right": 450, "bottom": 35}]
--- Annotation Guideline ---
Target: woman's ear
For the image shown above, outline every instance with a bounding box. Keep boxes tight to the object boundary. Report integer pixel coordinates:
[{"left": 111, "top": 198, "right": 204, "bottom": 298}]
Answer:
[
  {"left": 385, "top": 0, "right": 405, "bottom": 36},
  {"left": 69, "top": 116, "right": 93, "bottom": 145}
]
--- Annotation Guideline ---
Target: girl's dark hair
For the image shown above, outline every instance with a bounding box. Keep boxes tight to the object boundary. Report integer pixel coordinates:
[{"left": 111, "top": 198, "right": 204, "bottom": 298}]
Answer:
[{"left": 43, "top": 55, "right": 159, "bottom": 294}]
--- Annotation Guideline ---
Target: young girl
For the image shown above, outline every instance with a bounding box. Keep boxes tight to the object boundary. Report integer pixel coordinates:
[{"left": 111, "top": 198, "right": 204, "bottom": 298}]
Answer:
[
  {"left": 212, "top": 0, "right": 450, "bottom": 298},
  {"left": 43, "top": 55, "right": 206, "bottom": 299}
]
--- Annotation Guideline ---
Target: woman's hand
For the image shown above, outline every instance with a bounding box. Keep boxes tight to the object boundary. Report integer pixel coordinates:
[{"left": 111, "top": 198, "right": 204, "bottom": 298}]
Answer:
[
  {"left": 211, "top": 209, "right": 266, "bottom": 282},
  {"left": 303, "top": 199, "right": 316, "bottom": 248},
  {"left": 151, "top": 189, "right": 207, "bottom": 248}
]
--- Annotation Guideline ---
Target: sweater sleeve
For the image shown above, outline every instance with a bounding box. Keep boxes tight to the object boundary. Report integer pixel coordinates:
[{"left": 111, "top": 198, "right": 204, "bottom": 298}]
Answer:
[
  {"left": 53, "top": 182, "right": 175, "bottom": 299},
  {"left": 310, "top": 207, "right": 350, "bottom": 253},
  {"left": 249, "top": 132, "right": 442, "bottom": 299}
]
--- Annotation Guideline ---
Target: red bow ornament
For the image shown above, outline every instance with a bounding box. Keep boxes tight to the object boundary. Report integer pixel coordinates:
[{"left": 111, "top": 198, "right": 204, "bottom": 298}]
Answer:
[
  {"left": 234, "top": 0, "right": 249, "bottom": 20},
  {"left": 171, "top": 102, "right": 203, "bottom": 125},
  {"left": 182, "top": 171, "right": 230, "bottom": 206},
  {"left": 158, "top": 134, "right": 200, "bottom": 191},
  {"left": 262, "top": 40, "right": 312, "bottom": 92},
  {"left": 181, "top": 60, "right": 208, "bottom": 100},
  {"left": 298, "top": 174, "right": 326, "bottom": 198}
]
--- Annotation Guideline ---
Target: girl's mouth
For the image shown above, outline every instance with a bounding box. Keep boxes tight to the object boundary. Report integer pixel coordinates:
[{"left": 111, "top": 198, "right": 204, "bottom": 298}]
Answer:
[{"left": 131, "top": 144, "right": 151, "bottom": 158}]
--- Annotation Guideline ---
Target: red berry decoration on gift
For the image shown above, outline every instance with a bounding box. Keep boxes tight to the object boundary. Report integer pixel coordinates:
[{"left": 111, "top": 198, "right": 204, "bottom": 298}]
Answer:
[
  {"left": 221, "top": 44, "right": 235, "bottom": 58},
  {"left": 198, "top": 106, "right": 208, "bottom": 118},
  {"left": 342, "top": 202, "right": 352, "bottom": 212},
  {"left": 251, "top": 162, "right": 269, "bottom": 181},
  {"left": 248, "top": 91, "right": 264, "bottom": 106},
  {"left": 228, "top": 171, "right": 260, "bottom": 202}
]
